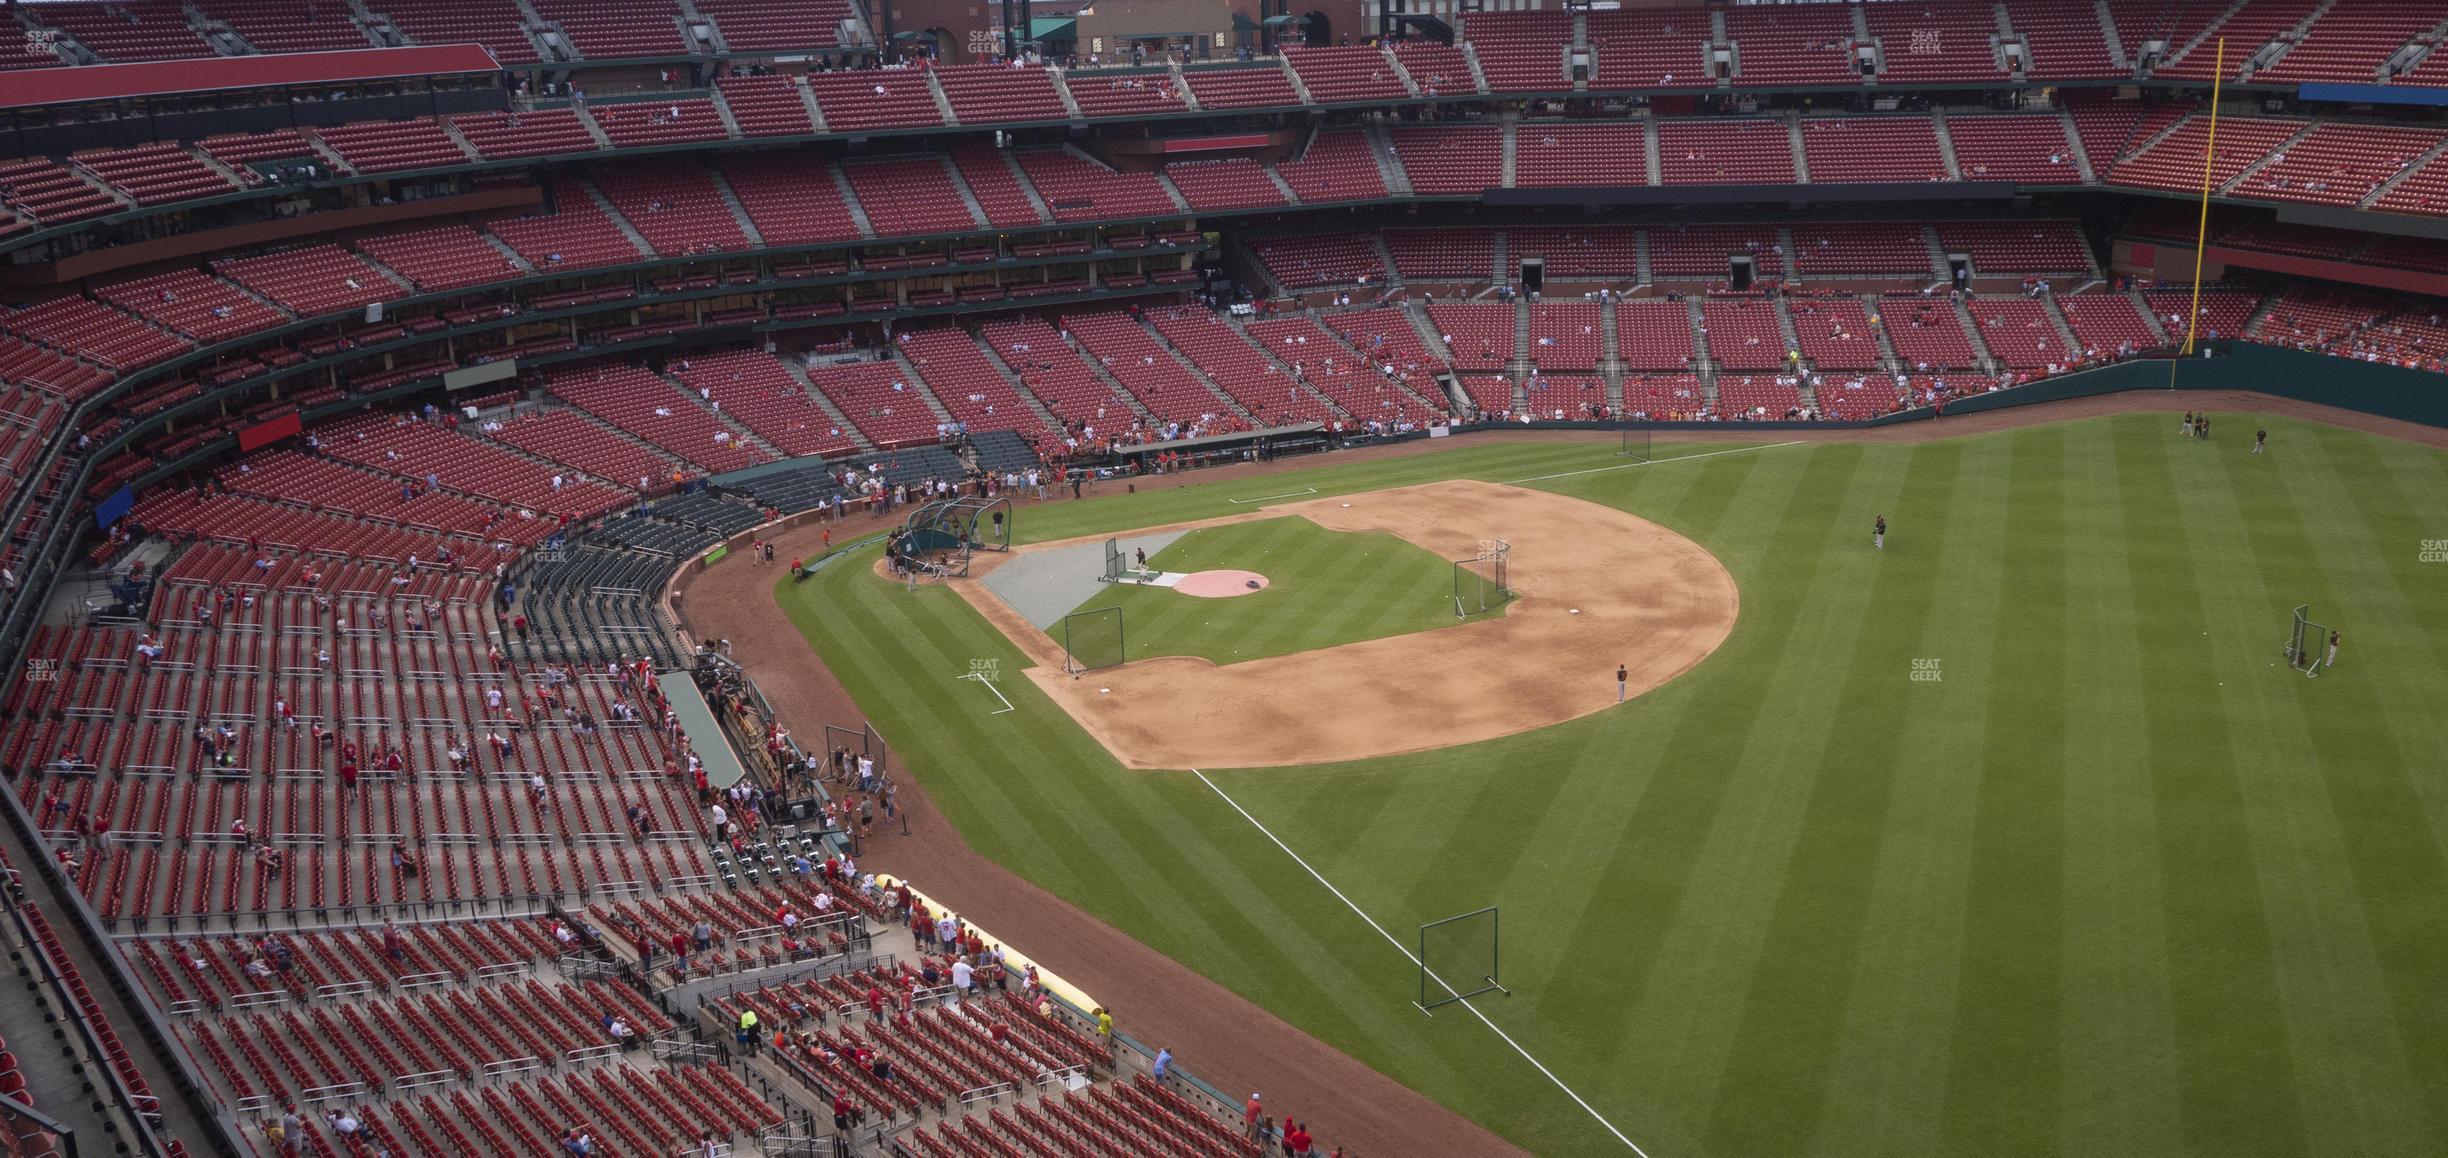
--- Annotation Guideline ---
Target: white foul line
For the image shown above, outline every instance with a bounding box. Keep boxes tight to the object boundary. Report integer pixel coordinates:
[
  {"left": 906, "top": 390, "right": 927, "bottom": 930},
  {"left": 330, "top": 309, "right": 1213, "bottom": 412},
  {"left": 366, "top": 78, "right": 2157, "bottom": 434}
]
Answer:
[
  {"left": 958, "top": 672, "right": 1015, "bottom": 715},
  {"left": 1226, "top": 486, "right": 1321, "bottom": 505},
  {"left": 1190, "top": 768, "right": 1653, "bottom": 1157},
  {"left": 1502, "top": 440, "right": 1806, "bottom": 485}
]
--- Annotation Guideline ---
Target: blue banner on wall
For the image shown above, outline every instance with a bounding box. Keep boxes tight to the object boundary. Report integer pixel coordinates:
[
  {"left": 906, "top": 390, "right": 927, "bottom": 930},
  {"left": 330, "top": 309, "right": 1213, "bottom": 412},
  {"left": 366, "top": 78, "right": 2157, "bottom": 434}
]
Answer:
[
  {"left": 2297, "top": 83, "right": 2448, "bottom": 108},
  {"left": 94, "top": 486, "right": 135, "bottom": 530}
]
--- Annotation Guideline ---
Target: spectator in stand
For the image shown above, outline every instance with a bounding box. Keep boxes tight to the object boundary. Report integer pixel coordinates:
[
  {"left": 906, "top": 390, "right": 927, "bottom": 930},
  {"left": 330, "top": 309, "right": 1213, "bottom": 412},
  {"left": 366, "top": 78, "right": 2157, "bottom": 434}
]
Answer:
[
  {"left": 1153, "top": 1046, "right": 1171, "bottom": 1081},
  {"left": 1285, "top": 1119, "right": 1313, "bottom": 1156},
  {"left": 1244, "top": 1093, "right": 1264, "bottom": 1139}
]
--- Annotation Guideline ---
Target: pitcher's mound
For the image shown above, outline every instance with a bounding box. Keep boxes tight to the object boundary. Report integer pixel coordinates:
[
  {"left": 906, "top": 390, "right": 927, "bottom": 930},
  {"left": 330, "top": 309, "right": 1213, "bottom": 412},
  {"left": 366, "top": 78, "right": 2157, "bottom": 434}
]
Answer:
[{"left": 1176, "top": 570, "right": 1270, "bottom": 598}]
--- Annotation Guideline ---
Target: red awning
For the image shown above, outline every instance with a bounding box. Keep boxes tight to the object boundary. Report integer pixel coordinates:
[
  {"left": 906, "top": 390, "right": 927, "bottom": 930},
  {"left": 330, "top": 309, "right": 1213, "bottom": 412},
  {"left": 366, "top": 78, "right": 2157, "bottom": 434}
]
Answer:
[{"left": 0, "top": 44, "right": 503, "bottom": 111}]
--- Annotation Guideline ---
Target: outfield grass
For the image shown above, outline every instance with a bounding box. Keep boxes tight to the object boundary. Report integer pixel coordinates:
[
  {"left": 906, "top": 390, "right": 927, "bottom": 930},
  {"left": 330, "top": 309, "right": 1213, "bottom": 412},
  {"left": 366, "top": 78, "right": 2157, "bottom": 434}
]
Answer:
[
  {"left": 1062, "top": 516, "right": 1497, "bottom": 665},
  {"left": 778, "top": 417, "right": 2448, "bottom": 1158}
]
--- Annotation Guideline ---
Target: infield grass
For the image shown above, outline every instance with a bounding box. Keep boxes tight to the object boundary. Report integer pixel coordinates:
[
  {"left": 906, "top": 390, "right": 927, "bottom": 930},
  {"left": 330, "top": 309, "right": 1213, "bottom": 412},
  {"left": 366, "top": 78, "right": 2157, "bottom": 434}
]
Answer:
[
  {"left": 779, "top": 416, "right": 2448, "bottom": 1158},
  {"left": 1062, "top": 516, "right": 1500, "bottom": 664}
]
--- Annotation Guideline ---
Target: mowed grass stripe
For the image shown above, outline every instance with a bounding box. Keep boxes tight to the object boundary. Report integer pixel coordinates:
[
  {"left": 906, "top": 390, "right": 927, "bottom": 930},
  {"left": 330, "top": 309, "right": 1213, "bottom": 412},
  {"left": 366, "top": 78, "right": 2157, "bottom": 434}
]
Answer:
[
  {"left": 2197, "top": 426, "right": 2438, "bottom": 1154},
  {"left": 2124, "top": 428, "right": 2309, "bottom": 1156},
  {"left": 1698, "top": 441, "right": 1959, "bottom": 1156}
]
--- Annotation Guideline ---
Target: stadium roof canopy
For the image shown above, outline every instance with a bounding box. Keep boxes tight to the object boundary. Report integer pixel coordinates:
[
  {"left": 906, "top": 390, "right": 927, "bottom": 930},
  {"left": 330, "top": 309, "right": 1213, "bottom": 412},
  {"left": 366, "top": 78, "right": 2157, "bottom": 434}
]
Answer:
[{"left": 0, "top": 44, "right": 501, "bottom": 111}]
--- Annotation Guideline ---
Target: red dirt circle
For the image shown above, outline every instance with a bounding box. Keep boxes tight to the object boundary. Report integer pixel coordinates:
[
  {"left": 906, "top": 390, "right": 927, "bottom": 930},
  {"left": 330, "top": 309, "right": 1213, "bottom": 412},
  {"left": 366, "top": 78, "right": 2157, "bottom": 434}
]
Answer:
[{"left": 1175, "top": 570, "right": 1270, "bottom": 597}]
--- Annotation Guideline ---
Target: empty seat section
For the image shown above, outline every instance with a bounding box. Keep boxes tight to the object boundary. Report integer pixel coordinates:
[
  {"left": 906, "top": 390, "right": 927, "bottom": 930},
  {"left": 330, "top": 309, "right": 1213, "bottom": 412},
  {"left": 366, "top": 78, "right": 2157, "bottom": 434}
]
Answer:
[
  {"left": 1389, "top": 125, "right": 1501, "bottom": 194},
  {"left": 1252, "top": 234, "right": 1384, "bottom": 288},
  {"left": 934, "top": 64, "right": 1069, "bottom": 123},
  {"left": 2152, "top": 0, "right": 2324, "bottom": 81},
  {"left": 1384, "top": 227, "right": 1494, "bottom": 281},
  {"left": 200, "top": 0, "right": 371, "bottom": 52},
  {"left": 977, "top": 317, "right": 1135, "bottom": 427},
  {"left": 70, "top": 143, "right": 236, "bottom": 205},
  {"left": 1657, "top": 119, "right": 1795, "bottom": 184},
  {"left": 2007, "top": 0, "right": 2124, "bottom": 79},
  {"left": 313, "top": 119, "right": 468, "bottom": 173},
  {"left": 1245, "top": 316, "right": 1445, "bottom": 425},
  {"left": 452, "top": 109, "right": 598, "bottom": 160},
  {"left": 31, "top": 1, "right": 210, "bottom": 61},
  {"left": 491, "top": 407, "right": 681, "bottom": 488},
  {"left": 2055, "top": 293, "right": 2162, "bottom": 353},
  {"left": 2237, "top": 123, "right": 2441, "bottom": 206},
  {"left": 714, "top": 75, "right": 815, "bottom": 138},
  {"left": 1944, "top": 113, "right": 2082, "bottom": 183},
  {"left": 381, "top": 0, "right": 541, "bottom": 64},
  {"left": 318, "top": 412, "right": 632, "bottom": 515},
  {"left": 947, "top": 146, "right": 1045, "bottom": 228},
  {"left": 721, "top": 154, "right": 863, "bottom": 244},
  {"left": 1699, "top": 300, "right": 1788, "bottom": 371},
  {"left": 1588, "top": 7, "right": 1712, "bottom": 90},
  {"left": 1425, "top": 303, "right": 1515, "bottom": 371},
  {"left": 1014, "top": 150, "right": 1175, "bottom": 222},
  {"left": 2371, "top": 150, "right": 2448, "bottom": 216},
  {"left": 1863, "top": 2, "right": 2006, "bottom": 83},
  {"left": 668, "top": 350, "right": 857, "bottom": 458},
  {"left": 0, "top": 159, "right": 121, "bottom": 224},
  {"left": 1465, "top": 12, "right": 1572, "bottom": 93},
  {"left": 896, "top": 328, "right": 1060, "bottom": 441},
  {"left": 1285, "top": 46, "right": 1410, "bottom": 101},
  {"left": 693, "top": 0, "right": 852, "bottom": 51},
  {"left": 1059, "top": 310, "right": 1230, "bottom": 423},
  {"left": 197, "top": 129, "right": 326, "bottom": 180},
  {"left": 805, "top": 70, "right": 945, "bottom": 131},
  {"left": 1621, "top": 372, "right": 1707, "bottom": 419},
  {"left": 1162, "top": 158, "right": 1287, "bottom": 211},
  {"left": 1966, "top": 296, "right": 2076, "bottom": 368},
  {"left": 1647, "top": 223, "right": 1785, "bottom": 283},
  {"left": 487, "top": 179, "right": 649, "bottom": 270},
  {"left": 1063, "top": 69, "right": 1190, "bottom": 117},
  {"left": 1148, "top": 310, "right": 1339, "bottom": 425},
  {"left": 212, "top": 245, "right": 397, "bottom": 315},
  {"left": 1712, "top": 373, "right": 1804, "bottom": 418},
  {"left": 2109, "top": 114, "right": 2308, "bottom": 193},
  {"left": 1615, "top": 300, "right": 1699, "bottom": 369},
  {"left": 1182, "top": 66, "right": 1299, "bottom": 110},
  {"left": 354, "top": 225, "right": 522, "bottom": 291},
  {"left": 842, "top": 159, "right": 974, "bottom": 236},
  {"left": 1799, "top": 117, "right": 1949, "bottom": 182},
  {"left": 550, "top": 363, "right": 772, "bottom": 472},
  {"left": 1724, "top": 5, "right": 1857, "bottom": 85},
  {"left": 95, "top": 270, "right": 287, "bottom": 343},
  {"left": 3, "top": 298, "right": 186, "bottom": 372},
  {"left": 1789, "top": 297, "right": 1883, "bottom": 369},
  {"left": 591, "top": 166, "right": 749, "bottom": 255},
  {"left": 1878, "top": 295, "right": 1980, "bottom": 370},
  {"left": 1514, "top": 123, "right": 1648, "bottom": 188},
  {"left": 1391, "top": 41, "right": 1475, "bottom": 96},
  {"left": 1274, "top": 129, "right": 1385, "bottom": 202},
  {"left": 1506, "top": 227, "right": 1637, "bottom": 280},
  {"left": 1935, "top": 220, "right": 2092, "bottom": 274},
  {"left": 2143, "top": 289, "right": 2260, "bottom": 340},
  {"left": 803, "top": 361, "right": 944, "bottom": 449},
  {"left": 1789, "top": 222, "right": 1935, "bottom": 276},
  {"left": 530, "top": 0, "right": 689, "bottom": 57},
  {"left": 590, "top": 99, "right": 729, "bottom": 148},
  {"left": 1526, "top": 303, "right": 1604, "bottom": 370}
]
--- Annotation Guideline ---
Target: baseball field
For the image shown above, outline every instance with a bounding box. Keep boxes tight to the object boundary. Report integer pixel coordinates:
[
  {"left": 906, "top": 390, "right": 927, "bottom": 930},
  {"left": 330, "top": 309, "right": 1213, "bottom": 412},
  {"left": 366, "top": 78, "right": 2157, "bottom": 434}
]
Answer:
[{"left": 774, "top": 411, "right": 2448, "bottom": 1158}]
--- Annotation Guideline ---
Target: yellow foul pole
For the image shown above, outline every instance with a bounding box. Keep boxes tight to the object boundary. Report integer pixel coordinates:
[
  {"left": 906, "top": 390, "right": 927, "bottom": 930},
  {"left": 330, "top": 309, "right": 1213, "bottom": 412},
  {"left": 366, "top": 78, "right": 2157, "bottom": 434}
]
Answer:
[{"left": 2174, "top": 37, "right": 2227, "bottom": 386}]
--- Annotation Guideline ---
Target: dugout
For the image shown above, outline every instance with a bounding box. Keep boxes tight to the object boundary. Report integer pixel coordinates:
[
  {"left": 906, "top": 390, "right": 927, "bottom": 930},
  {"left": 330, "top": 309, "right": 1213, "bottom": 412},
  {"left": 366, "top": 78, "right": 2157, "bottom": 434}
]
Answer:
[{"left": 1113, "top": 422, "right": 1330, "bottom": 474}]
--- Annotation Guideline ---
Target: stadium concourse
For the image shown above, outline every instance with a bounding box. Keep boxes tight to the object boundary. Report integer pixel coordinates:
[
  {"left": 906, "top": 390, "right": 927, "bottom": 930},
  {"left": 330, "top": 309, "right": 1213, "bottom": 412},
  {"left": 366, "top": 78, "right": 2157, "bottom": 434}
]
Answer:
[{"left": 4, "top": 0, "right": 2448, "bottom": 1153}]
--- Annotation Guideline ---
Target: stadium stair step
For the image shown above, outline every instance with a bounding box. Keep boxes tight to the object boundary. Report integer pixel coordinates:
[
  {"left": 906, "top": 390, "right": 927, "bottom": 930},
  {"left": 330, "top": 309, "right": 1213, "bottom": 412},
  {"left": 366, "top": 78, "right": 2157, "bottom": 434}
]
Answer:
[
  {"left": 574, "top": 105, "right": 615, "bottom": 148},
  {"left": 1785, "top": 113, "right": 1810, "bottom": 183},
  {"left": 1052, "top": 71, "right": 1086, "bottom": 120},
  {"left": 1862, "top": 292, "right": 1906, "bottom": 371},
  {"left": 793, "top": 76, "right": 829, "bottom": 133},
  {"left": 661, "top": 369, "right": 782, "bottom": 455},
  {"left": 1307, "top": 306, "right": 1453, "bottom": 415},
  {"left": 998, "top": 149, "right": 1056, "bottom": 223},
  {"left": 707, "top": 166, "right": 764, "bottom": 246},
  {"left": 829, "top": 163, "right": 877, "bottom": 239},
  {"left": 1633, "top": 225, "right": 1654, "bottom": 285},
  {"left": 780, "top": 358, "right": 878, "bottom": 453},
  {"left": 1776, "top": 225, "right": 1803, "bottom": 286},
  {"left": 1684, "top": 298, "right": 1713, "bottom": 380},
  {"left": 1277, "top": 56, "right": 1315, "bottom": 104},
  {"left": 1380, "top": 43, "right": 1426, "bottom": 98},
  {"left": 1772, "top": 296, "right": 1806, "bottom": 368},
  {"left": 1571, "top": 13, "right": 1590, "bottom": 91},
  {"left": 2129, "top": 286, "right": 2174, "bottom": 344},
  {"left": 2038, "top": 293, "right": 2084, "bottom": 355},
  {"left": 1153, "top": 169, "right": 1193, "bottom": 215},
  {"left": 1405, "top": 300, "right": 1454, "bottom": 363},
  {"left": 578, "top": 177, "right": 660, "bottom": 260},
  {"left": 926, "top": 71, "right": 960, "bottom": 125},
  {"left": 1514, "top": 296, "right": 1532, "bottom": 366},
  {"left": 2163, "top": 0, "right": 2254, "bottom": 72},
  {"left": 437, "top": 118, "right": 486, "bottom": 164},
  {"left": 972, "top": 330, "right": 1098, "bottom": 428},
  {"left": 707, "top": 85, "right": 748, "bottom": 138},
  {"left": 479, "top": 230, "right": 539, "bottom": 274},
  {"left": 1644, "top": 118, "right": 1664, "bottom": 185},
  {"left": 1223, "top": 314, "right": 1350, "bottom": 420},
  {"left": 1363, "top": 123, "right": 1412, "bottom": 195},
  {"left": 1168, "top": 59, "right": 1201, "bottom": 109},
  {"left": 2092, "top": 0, "right": 2131, "bottom": 70},
  {"left": 1922, "top": 226, "right": 1952, "bottom": 284},
  {"left": 1458, "top": 41, "right": 1492, "bottom": 94},
  {"left": 1491, "top": 229, "right": 1510, "bottom": 284},
  {"left": 1263, "top": 162, "right": 1301, "bottom": 205},
  {"left": 2059, "top": 107, "right": 2099, "bottom": 183},
  {"left": 1599, "top": 298, "right": 1625, "bottom": 408},
  {"left": 1930, "top": 112, "right": 1966, "bottom": 180},
  {"left": 887, "top": 349, "right": 961, "bottom": 425},
  {"left": 1951, "top": 295, "right": 1998, "bottom": 371},
  {"left": 1370, "top": 233, "right": 1405, "bottom": 291},
  {"left": 678, "top": 0, "right": 728, "bottom": 53},
  {"left": 1499, "top": 122, "right": 1518, "bottom": 188}
]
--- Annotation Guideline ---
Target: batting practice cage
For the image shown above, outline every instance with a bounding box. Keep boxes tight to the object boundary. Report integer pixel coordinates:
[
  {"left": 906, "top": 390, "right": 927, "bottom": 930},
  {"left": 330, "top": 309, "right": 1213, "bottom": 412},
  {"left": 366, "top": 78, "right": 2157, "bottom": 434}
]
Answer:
[
  {"left": 1061, "top": 606, "right": 1126, "bottom": 674},
  {"left": 2285, "top": 603, "right": 2330, "bottom": 674},
  {"left": 1618, "top": 427, "right": 1652, "bottom": 462},
  {"left": 900, "top": 496, "right": 1013, "bottom": 577},
  {"left": 1453, "top": 539, "right": 1511, "bottom": 617},
  {"left": 1417, "top": 907, "right": 1509, "bottom": 1013}
]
